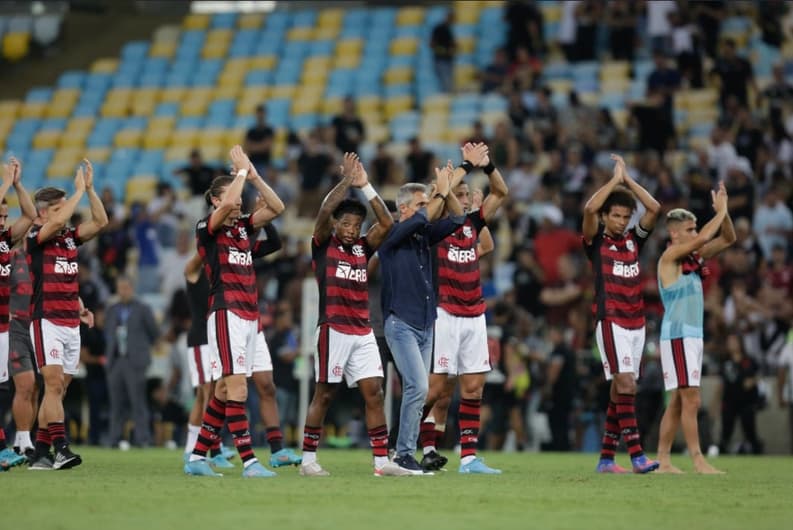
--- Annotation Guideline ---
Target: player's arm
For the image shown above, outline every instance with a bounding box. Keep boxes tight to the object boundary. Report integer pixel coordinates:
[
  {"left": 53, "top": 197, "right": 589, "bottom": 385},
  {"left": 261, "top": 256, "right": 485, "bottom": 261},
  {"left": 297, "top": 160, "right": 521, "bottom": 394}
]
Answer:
[
  {"left": 425, "top": 162, "right": 452, "bottom": 222},
  {"left": 208, "top": 145, "right": 249, "bottom": 234},
  {"left": 7, "top": 158, "right": 36, "bottom": 243},
  {"left": 440, "top": 162, "right": 464, "bottom": 217},
  {"left": 314, "top": 152, "right": 357, "bottom": 245},
  {"left": 184, "top": 252, "right": 203, "bottom": 284},
  {"left": 448, "top": 142, "right": 490, "bottom": 189},
  {"left": 247, "top": 163, "right": 285, "bottom": 229},
  {"left": 478, "top": 154, "right": 509, "bottom": 224},
  {"left": 37, "top": 165, "right": 86, "bottom": 243},
  {"left": 616, "top": 154, "right": 660, "bottom": 231},
  {"left": 356, "top": 161, "right": 394, "bottom": 250},
  {"left": 253, "top": 223, "right": 282, "bottom": 258},
  {"left": 0, "top": 159, "right": 15, "bottom": 214},
  {"left": 477, "top": 226, "right": 494, "bottom": 257},
  {"left": 699, "top": 206, "right": 736, "bottom": 259},
  {"left": 582, "top": 156, "right": 624, "bottom": 243},
  {"left": 662, "top": 183, "right": 728, "bottom": 264},
  {"left": 76, "top": 159, "right": 109, "bottom": 242}
]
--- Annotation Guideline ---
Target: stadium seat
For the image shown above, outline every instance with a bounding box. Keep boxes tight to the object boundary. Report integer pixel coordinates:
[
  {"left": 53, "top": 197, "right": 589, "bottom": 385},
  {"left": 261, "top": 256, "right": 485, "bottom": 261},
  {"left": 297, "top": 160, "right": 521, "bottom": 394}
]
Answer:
[
  {"left": 183, "top": 14, "right": 210, "bottom": 30},
  {"left": 2, "top": 31, "right": 30, "bottom": 61}
]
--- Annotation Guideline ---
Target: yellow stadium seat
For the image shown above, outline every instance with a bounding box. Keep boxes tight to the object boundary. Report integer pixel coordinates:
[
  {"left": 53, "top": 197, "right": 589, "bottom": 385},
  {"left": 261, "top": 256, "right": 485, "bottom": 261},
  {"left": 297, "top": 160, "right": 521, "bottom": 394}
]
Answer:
[
  {"left": 578, "top": 92, "right": 599, "bottom": 106},
  {"left": 292, "top": 99, "right": 320, "bottom": 116},
  {"left": 19, "top": 102, "right": 46, "bottom": 119},
  {"left": 318, "top": 8, "right": 344, "bottom": 29},
  {"left": 249, "top": 55, "right": 277, "bottom": 70},
  {"left": 0, "top": 100, "right": 20, "bottom": 119},
  {"left": 2, "top": 31, "right": 30, "bottom": 62},
  {"left": 600, "top": 78, "right": 631, "bottom": 94},
  {"left": 105, "top": 88, "right": 133, "bottom": 106},
  {"left": 547, "top": 79, "right": 573, "bottom": 95},
  {"left": 454, "top": 2, "right": 482, "bottom": 25},
  {"left": 270, "top": 85, "right": 296, "bottom": 99},
  {"left": 181, "top": 98, "right": 210, "bottom": 117},
  {"left": 45, "top": 102, "right": 76, "bottom": 119},
  {"left": 390, "top": 37, "right": 419, "bottom": 56},
  {"left": 66, "top": 117, "right": 94, "bottom": 134},
  {"left": 611, "top": 109, "right": 630, "bottom": 131},
  {"left": 321, "top": 97, "right": 344, "bottom": 116},
  {"left": 59, "top": 130, "right": 88, "bottom": 149},
  {"left": 142, "top": 129, "right": 171, "bottom": 150},
  {"left": 366, "top": 123, "right": 389, "bottom": 144},
  {"left": 166, "top": 146, "right": 194, "bottom": 162},
  {"left": 131, "top": 98, "right": 157, "bottom": 117},
  {"left": 91, "top": 58, "right": 118, "bottom": 74},
  {"left": 335, "top": 39, "right": 363, "bottom": 56},
  {"left": 183, "top": 14, "right": 210, "bottom": 30},
  {"left": 237, "top": 100, "right": 261, "bottom": 117},
  {"left": 600, "top": 61, "right": 631, "bottom": 81},
  {"left": 170, "top": 129, "right": 199, "bottom": 149},
  {"left": 0, "top": 118, "right": 13, "bottom": 137},
  {"left": 51, "top": 147, "right": 83, "bottom": 167},
  {"left": 33, "top": 129, "right": 61, "bottom": 149},
  {"left": 397, "top": 6, "right": 425, "bottom": 26},
  {"left": 146, "top": 116, "right": 175, "bottom": 132},
  {"left": 420, "top": 124, "right": 445, "bottom": 143},
  {"left": 160, "top": 87, "right": 186, "bottom": 103},
  {"left": 684, "top": 89, "right": 719, "bottom": 109},
  {"left": 383, "top": 67, "right": 413, "bottom": 85},
  {"left": 457, "top": 36, "right": 476, "bottom": 55},
  {"left": 202, "top": 43, "right": 229, "bottom": 60},
  {"left": 238, "top": 13, "right": 264, "bottom": 29},
  {"left": 126, "top": 177, "right": 159, "bottom": 204},
  {"left": 206, "top": 29, "right": 233, "bottom": 44},
  {"left": 200, "top": 145, "right": 224, "bottom": 162},
  {"left": 85, "top": 147, "right": 111, "bottom": 163},
  {"left": 356, "top": 96, "right": 381, "bottom": 114},
  {"left": 454, "top": 64, "right": 477, "bottom": 89},
  {"left": 149, "top": 41, "right": 176, "bottom": 58},
  {"left": 287, "top": 27, "right": 314, "bottom": 41},
  {"left": 52, "top": 88, "right": 80, "bottom": 105},
  {"left": 239, "top": 86, "right": 268, "bottom": 102},
  {"left": 445, "top": 125, "right": 473, "bottom": 144},
  {"left": 100, "top": 101, "right": 128, "bottom": 118},
  {"left": 225, "top": 128, "right": 247, "bottom": 147},
  {"left": 212, "top": 85, "right": 240, "bottom": 100},
  {"left": 421, "top": 94, "right": 451, "bottom": 113},
  {"left": 301, "top": 69, "right": 328, "bottom": 85},
  {"left": 542, "top": 3, "right": 562, "bottom": 23},
  {"left": 114, "top": 129, "right": 143, "bottom": 148},
  {"left": 384, "top": 96, "right": 414, "bottom": 120},
  {"left": 315, "top": 27, "right": 339, "bottom": 40},
  {"left": 223, "top": 58, "right": 250, "bottom": 73},
  {"left": 271, "top": 138, "right": 286, "bottom": 161},
  {"left": 152, "top": 25, "right": 181, "bottom": 44},
  {"left": 304, "top": 56, "right": 331, "bottom": 70},
  {"left": 333, "top": 55, "right": 360, "bottom": 69},
  {"left": 199, "top": 128, "right": 227, "bottom": 146},
  {"left": 47, "top": 160, "right": 75, "bottom": 179}
]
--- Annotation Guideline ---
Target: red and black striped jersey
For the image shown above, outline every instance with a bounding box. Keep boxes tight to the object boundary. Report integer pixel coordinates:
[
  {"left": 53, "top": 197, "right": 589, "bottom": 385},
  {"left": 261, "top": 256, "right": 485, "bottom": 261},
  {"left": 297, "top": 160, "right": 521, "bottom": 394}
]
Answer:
[
  {"left": 583, "top": 224, "right": 651, "bottom": 330},
  {"left": 27, "top": 225, "right": 83, "bottom": 327},
  {"left": 0, "top": 229, "right": 13, "bottom": 331},
  {"left": 435, "top": 210, "right": 487, "bottom": 317},
  {"left": 9, "top": 248, "right": 32, "bottom": 324},
  {"left": 196, "top": 214, "right": 258, "bottom": 321},
  {"left": 312, "top": 233, "right": 373, "bottom": 335}
]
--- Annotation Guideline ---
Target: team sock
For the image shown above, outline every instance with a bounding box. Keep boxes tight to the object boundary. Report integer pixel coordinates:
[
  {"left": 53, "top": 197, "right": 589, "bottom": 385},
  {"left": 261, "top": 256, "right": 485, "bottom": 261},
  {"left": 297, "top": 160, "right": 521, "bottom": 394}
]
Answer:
[
  {"left": 301, "top": 425, "right": 322, "bottom": 465},
  {"left": 420, "top": 409, "right": 437, "bottom": 455},
  {"left": 266, "top": 426, "right": 284, "bottom": 454},
  {"left": 599, "top": 400, "right": 619, "bottom": 461},
  {"left": 368, "top": 425, "right": 389, "bottom": 468},
  {"left": 616, "top": 393, "right": 645, "bottom": 459},
  {"left": 184, "top": 424, "right": 200, "bottom": 455},
  {"left": 459, "top": 398, "right": 481, "bottom": 465},
  {"left": 190, "top": 397, "right": 225, "bottom": 461},
  {"left": 0, "top": 427, "right": 6, "bottom": 451},
  {"left": 15, "top": 431, "right": 33, "bottom": 452},
  {"left": 48, "top": 422, "right": 67, "bottom": 453},
  {"left": 34, "top": 428, "right": 51, "bottom": 458},
  {"left": 226, "top": 400, "right": 257, "bottom": 467}
]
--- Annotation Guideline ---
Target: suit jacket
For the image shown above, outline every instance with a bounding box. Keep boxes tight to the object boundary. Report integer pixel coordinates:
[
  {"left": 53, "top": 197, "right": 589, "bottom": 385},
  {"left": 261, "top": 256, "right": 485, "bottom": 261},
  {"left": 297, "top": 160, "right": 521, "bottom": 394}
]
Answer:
[{"left": 105, "top": 299, "right": 159, "bottom": 371}]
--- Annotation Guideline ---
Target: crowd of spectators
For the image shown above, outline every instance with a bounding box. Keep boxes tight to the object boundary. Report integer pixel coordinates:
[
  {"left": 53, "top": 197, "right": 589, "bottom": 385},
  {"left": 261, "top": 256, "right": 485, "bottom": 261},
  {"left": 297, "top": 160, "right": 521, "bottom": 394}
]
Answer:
[{"left": 2, "top": 1, "right": 792, "bottom": 455}]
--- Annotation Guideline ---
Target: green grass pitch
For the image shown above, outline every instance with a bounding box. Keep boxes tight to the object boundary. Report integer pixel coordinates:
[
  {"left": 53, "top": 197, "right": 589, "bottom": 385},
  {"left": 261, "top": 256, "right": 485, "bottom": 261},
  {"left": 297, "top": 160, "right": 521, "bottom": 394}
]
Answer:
[{"left": 4, "top": 448, "right": 792, "bottom": 530}]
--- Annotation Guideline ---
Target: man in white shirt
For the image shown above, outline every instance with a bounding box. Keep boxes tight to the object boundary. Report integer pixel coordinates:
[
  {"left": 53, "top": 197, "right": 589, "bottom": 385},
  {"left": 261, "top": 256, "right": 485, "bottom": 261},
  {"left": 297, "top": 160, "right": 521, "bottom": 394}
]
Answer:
[{"left": 753, "top": 187, "right": 793, "bottom": 260}]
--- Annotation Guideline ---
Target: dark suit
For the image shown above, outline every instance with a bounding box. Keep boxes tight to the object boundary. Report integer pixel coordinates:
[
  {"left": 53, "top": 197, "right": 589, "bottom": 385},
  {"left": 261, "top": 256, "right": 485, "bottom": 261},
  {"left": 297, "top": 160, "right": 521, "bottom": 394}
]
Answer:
[{"left": 105, "top": 298, "right": 159, "bottom": 447}]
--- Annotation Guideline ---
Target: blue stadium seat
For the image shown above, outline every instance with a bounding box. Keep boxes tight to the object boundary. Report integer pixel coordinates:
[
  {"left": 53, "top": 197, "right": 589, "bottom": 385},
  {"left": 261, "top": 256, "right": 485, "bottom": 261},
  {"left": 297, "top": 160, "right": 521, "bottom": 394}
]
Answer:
[
  {"left": 290, "top": 113, "right": 319, "bottom": 131},
  {"left": 73, "top": 103, "right": 100, "bottom": 117},
  {"left": 339, "top": 26, "right": 366, "bottom": 39},
  {"left": 599, "top": 92, "right": 626, "bottom": 111},
  {"left": 310, "top": 40, "right": 335, "bottom": 57},
  {"left": 264, "top": 10, "right": 290, "bottom": 30},
  {"left": 211, "top": 12, "right": 238, "bottom": 29},
  {"left": 481, "top": 94, "right": 508, "bottom": 113},
  {"left": 25, "top": 87, "right": 52, "bottom": 103},
  {"left": 40, "top": 118, "right": 67, "bottom": 131},
  {"left": 11, "top": 118, "right": 40, "bottom": 135},
  {"left": 543, "top": 62, "right": 572, "bottom": 80},
  {"left": 154, "top": 102, "right": 180, "bottom": 117},
  {"left": 121, "top": 41, "right": 150, "bottom": 61},
  {"left": 454, "top": 24, "right": 477, "bottom": 39},
  {"left": 343, "top": 8, "right": 369, "bottom": 28},
  {"left": 176, "top": 116, "right": 204, "bottom": 129},
  {"left": 124, "top": 116, "right": 148, "bottom": 130},
  {"left": 56, "top": 71, "right": 86, "bottom": 89},
  {"left": 138, "top": 72, "right": 165, "bottom": 88},
  {"left": 142, "top": 57, "right": 169, "bottom": 75},
  {"left": 292, "top": 9, "right": 318, "bottom": 28},
  {"left": 112, "top": 72, "right": 138, "bottom": 88}
]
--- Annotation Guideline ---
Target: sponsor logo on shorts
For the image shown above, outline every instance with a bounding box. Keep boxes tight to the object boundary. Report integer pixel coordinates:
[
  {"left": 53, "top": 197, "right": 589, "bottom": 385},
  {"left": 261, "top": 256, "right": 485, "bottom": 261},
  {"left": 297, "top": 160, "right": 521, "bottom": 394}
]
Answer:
[
  {"left": 237, "top": 355, "right": 245, "bottom": 367},
  {"left": 623, "top": 356, "right": 632, "bottom": 367},
  {"left": 332, "top": 365, "right": 343, "bottom": 377},
  {"left": 663, "top": 371, "right": 669, "bottom": 380},
  {"left": 49, "top": 349, "right": 60, "bottom": 359},
  {"left": 438, "top": 356, "right": 449, "bottom": 368},
  {"left": 691, "top": 369, "right": 700, "bottom": 380}
]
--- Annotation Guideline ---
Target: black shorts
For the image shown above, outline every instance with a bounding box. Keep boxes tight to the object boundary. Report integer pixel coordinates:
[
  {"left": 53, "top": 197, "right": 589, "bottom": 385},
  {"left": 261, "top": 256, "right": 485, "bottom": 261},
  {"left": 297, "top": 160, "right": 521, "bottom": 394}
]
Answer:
[{"left": 8, "top": 318, "right": 35, "bottom": 377}]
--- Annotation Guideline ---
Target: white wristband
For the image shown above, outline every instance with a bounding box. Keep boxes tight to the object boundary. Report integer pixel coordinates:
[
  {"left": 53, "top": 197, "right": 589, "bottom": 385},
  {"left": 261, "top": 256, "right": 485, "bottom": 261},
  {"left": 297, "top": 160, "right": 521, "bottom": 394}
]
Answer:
[
  {"left": 361, "top": 183, "right": 377, "bottom": 201},
  {"left": 237, "top": 168, "right": 249, "bottom": 178}
]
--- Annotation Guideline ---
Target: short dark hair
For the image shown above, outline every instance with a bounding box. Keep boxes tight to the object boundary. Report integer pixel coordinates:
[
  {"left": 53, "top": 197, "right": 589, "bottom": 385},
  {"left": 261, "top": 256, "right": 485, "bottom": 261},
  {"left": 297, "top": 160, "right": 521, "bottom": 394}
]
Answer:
[
  {"left": 204, "top": 175, "right": 234, "bottom": 207},
  {"left": 333, "top": 199, "right": 367, "bottom": 220},
  {"left": 599, "top": 186, "right": 636, "bottom": 215},
  {"left": 383, "top": 199, "right": 397, "bottom": 214}
]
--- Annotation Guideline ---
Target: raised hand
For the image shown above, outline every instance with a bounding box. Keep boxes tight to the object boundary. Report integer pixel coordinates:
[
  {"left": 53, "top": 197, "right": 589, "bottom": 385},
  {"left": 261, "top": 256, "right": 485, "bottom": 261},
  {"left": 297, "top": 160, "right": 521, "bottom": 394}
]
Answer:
[
  {"left": 713, "top": 181, "right": 728, "bottom": 212},
  {"left": 462, "top": 142, "right": 490, "bottom": 167},
  {"left": 472, "top": 188, "right": 484, "bottom": 210},
  {"left": 339, "top": 152, "right": 359, "bottom": 179},
  {"left": 9, "top": 157, "right": 21, "bottom": 184},
  {"left": 1, "top": 162, "right": 12, "bottom": 187},
  {"left": 610, "top": 153, "right": 626, "bottom": 181},
  {"left": 229, "top": 145, "right": 251, "bottom": 174},
  {"left": 434, "top": 160, "right": 453, "bottom": 195},
  {"left": 74, "top": 166, "right": 86, "bottom": 192},
  {"left": 82, "top": 158, "right": 94, "bottom": 189},
  {"left": 351, "top": 160, "right": 369, "bottom": 188}
]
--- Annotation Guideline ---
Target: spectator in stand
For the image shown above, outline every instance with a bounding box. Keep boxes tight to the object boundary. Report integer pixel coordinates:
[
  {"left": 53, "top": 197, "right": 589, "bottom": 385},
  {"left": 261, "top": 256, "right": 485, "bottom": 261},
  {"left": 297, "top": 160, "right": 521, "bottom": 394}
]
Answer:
[
  {"left": 490, "top": 121, "right": 519, "bottom": 171},
  {"left": 504, "top": 0, "right": 544, "bottom": 59},
  {"left": 507, "top": 90, "right": 529, "bottom": 138},
  {"left": 711, "top": 38, "right": 756, "bottom": 110},
  {"left": 753, "top": 187, "right": 793, "bottom": 260},
  {"left": 631, "top": 88, "right": 674, "bottom": 155},
  {"left": 606, "top": 0, "right": 638, "bottom": 61},
  {"left": 573, "top": 0, "right": 601, "bottom": 62},
  {"left": 296, "top": 129, "right": 335, "bottom": 218},
  {"left": 405, "top": 137, "right": 435, "bottom": 182},
  {"left": 147, "top": 182, "right": 187, "bottom": 250},
  {"left": 244, "top": 104, "right": 274, "bottom": 173},
  {"left": 557, "top": 0, "right": 579, "bottom": 62},
  {"left": 332, "top": 96, "right": 365, "bottom": 154},
  {"left": 670, "top": 9, "right": 703, "bottom": 88},
  {"left": 370, "top": 142, "right": 399, "bottom": 187},
  {"left": 100, "top": 186, "right": 127, "bottom": 230},
  {"left": 106, "top": 276, "right": 160, "bottom": 449},
  {"left": 430, "top": 11, "right": 456, "bottom": 92},
  {"left": 725, "top": 157, "right": 755, "bottom": 222},
  {"left": 173, "top": 149, "right": 218, "bottom": 198},
  {"left": 692, "top": 0, "right": 726, "bottom": 59},
  {"left": 765, "top": 245, "right": 793, "bottom": 295},
  {"left": 512, "top": 242, "right": 545, "bottom": 318},
  {"left": 528, "top": 87, "right": 558, "bottom": 151},
  {"left": 761, "top": 64, "right": 793, "bottom": 110},
  {"left": 506, "top": 152, "right": 540, "bottom": 203},
  {"left": 646, "top": 0, "right": 677, "bottom": 54},
  {"left": 507, "top": 46, "right": 539, "bottom": 94},
  {"left": 158, "top": 228, "right": 193, "bottom": 306},
  {"left": 539, "top": 253, "right": 584, "bottom": 327},
  {"left": 757, "top": 0, "right": 788, "bottom": 48},
  {"left": 733, "top": 107, "right": 764, "bottom": 165},
  {"left": 481, "top": 47, "right": 510, "bottom": 94},
  {"left": 532, "top": 205, "right": 580, "bottom": 285},
  {"left": 466, "top": 120, "right": 489, "bottom": 145},
  {"left": 647, "top": 50, "right": 681, "bottom": 126},
  {"left": 130, "top": 202, "right": 160, "bottom": 295}
]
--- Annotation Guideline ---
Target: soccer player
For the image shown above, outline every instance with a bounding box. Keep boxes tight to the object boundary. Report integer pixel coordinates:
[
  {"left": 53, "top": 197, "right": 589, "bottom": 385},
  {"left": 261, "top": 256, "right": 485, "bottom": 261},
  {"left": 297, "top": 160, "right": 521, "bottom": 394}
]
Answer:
[
  {"left": 27, "top": 159, "right": 108, "bottom": 470},
  {"left": 184, "top": 145, "right": 282, "bottom": 478},
  {"left": 0, "top": 158, "right": 37, "bottom": 470},
  {"left": 582, "top": 154, "right": 661, "bottom": 474},
  {"left": 418, "top": 151, "right": 507, "bottom": 474},
  {"left": 300, "top": 152, "right": 409, "bottom": 476},
  {"left": 656, "top": 183, "right": 734, "bottom": 474}
]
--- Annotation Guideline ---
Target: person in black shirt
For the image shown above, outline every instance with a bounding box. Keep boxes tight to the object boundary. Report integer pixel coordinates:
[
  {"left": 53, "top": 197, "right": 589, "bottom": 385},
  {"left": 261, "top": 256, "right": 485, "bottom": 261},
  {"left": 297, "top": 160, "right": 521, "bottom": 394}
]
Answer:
[
  {"left": 711, "top": 39, "right": 756, "bottom": 109},
  {"left": 174, "top": 149, "right": 218, "bottom": 198},
  {"left": 512, "top": 243, "right": 545, "bottom": 317},
  {"left": 430, "top": 11, "right": 456, "bottom": 92},
  {"left": 405, "top": 137, "right": 435, "bottom": 182},
  {"left": 541, "top": 325, "right": 577, "bottom": 451},
  {"left": 505, "top": 0, "right": 544, "bottom": 59},
  {"left": 332, "top": 97, "right": 365, "bottom": 154},
  {"left": 717, "top": 333, "right": 763, "bottom": 454},
  {"left": 244, "top": 105, "right": 274, "bottom": 172},
  {"left": 761, "top": 64, "right": 793, "bottom": 111},
  {"left": 268, "top": 300, "right": 301, "bottom": 443},
  {"left": 370, "top": 142, "right": 398, "bottom": 187},
  {"left": 80, "top": 306, "right": 107, "bottom": 446}
]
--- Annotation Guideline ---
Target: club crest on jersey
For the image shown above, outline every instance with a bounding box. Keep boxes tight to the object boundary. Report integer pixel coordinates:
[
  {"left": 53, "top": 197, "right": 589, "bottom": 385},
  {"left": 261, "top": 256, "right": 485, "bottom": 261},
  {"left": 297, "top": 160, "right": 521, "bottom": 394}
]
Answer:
[
  {"left": 54, "top": 257, "right": 78, "bottom": 275},
  {"left": 0, "top": 241, "right": 9, "bottom": 253},
  {"left": 462, "top": 226, "right": 473, "bottom": 239},
  {"left": 228, "top": 248, "right": 252, "bottom": 266},
  {"left": 626, "top": 239, "right": 635, "bottom": 252},
  {"left": 238, "top": 226, "right": 248, "bottom": 240},
  {"left": 351, "top": 244, "right": 365, "bottom": 257},
  {"left": 448, "top": 244, "right": 476, "bottom": 264},
  {"left": 335, "top": 260, "right": 366, "bottom": 282},
  {"left": 64, "top": 237, "right": 77, "bottom": 251}
]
